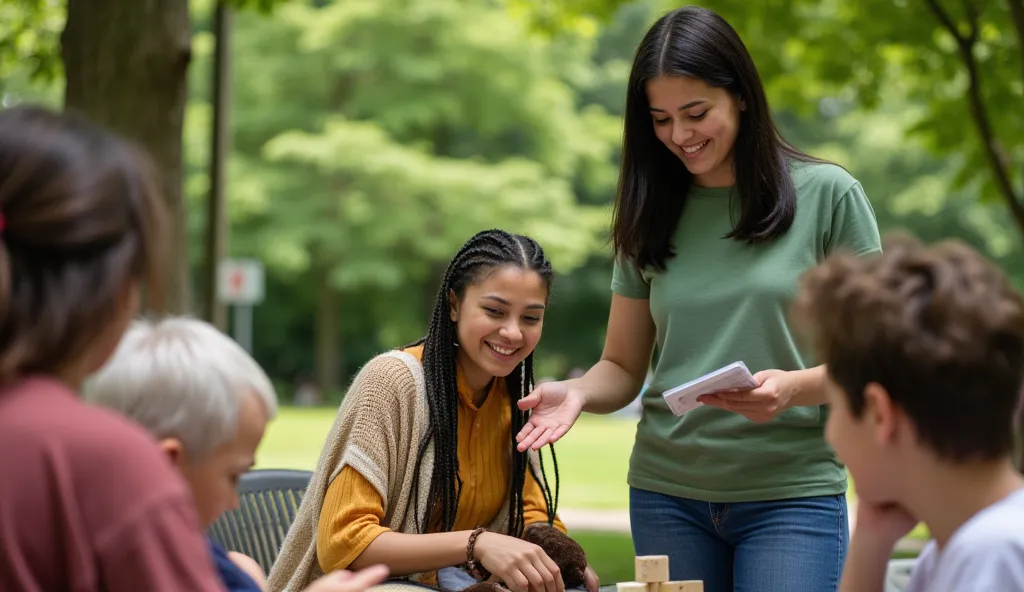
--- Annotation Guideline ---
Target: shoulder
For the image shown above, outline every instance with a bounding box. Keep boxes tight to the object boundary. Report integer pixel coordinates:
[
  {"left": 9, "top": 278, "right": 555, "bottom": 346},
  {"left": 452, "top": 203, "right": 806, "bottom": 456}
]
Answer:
[
  {"left": 953, "top": 493, "right": 1024, "bottom": 551},
  {"left": 1, "top": 378, "right": 193, "bottom": 538},
  {"left": 344, "top": 350, "right": 424, "bottom": 412},
  {"left": 3, "top": 378, "right": 182, "bottom": 480},
  {"left": 927, "top": 496, "right": 1024, "bottom": 586},
  {"left": 790, "top": 160, "right": 861, "bottom": 200}
]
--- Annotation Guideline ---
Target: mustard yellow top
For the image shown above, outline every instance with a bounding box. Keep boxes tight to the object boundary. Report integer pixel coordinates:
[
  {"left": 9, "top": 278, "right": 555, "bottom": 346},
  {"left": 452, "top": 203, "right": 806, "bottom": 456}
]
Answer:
[{"left": 316, "top": 345, "right": 566, "bottom": 579}]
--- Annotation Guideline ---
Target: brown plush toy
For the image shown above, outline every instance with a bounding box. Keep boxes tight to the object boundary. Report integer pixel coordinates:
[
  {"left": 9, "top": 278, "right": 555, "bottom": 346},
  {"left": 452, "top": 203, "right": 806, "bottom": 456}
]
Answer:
[{"left": 460, "top": 524, "right": 588, "bottom": 592}]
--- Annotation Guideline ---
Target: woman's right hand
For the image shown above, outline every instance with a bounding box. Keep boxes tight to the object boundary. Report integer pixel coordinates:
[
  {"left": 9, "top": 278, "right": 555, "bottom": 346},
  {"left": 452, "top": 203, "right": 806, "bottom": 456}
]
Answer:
[
  {"left": 515, "top": 380, "right": 584, "bottom": 452},
  {"left": 475, "top": 532, "right": 564, "bottom": 592}
]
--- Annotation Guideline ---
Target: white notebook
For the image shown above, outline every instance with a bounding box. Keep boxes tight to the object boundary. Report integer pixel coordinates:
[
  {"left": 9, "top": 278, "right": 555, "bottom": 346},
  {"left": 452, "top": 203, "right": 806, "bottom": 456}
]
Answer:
[{"left": 662, "top": 361, "right": 759, "bottom": 416}]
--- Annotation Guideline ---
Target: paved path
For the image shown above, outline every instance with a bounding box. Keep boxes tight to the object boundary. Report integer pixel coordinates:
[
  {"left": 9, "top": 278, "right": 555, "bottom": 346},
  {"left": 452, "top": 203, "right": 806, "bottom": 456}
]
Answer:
[{"left": 560, "top": 499, "right": 926, "bottom": 554}]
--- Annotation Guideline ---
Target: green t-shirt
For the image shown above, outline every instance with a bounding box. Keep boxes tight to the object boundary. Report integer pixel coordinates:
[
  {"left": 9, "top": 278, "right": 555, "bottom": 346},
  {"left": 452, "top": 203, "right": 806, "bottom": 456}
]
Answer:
[{"left": 612, "top": 161, "right": 882, "bottom": 503}]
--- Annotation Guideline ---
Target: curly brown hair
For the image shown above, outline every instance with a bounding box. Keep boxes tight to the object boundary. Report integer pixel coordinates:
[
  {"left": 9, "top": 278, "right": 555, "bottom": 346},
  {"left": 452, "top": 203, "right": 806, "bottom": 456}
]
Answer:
[
  {"left": 0, "top": 106, "right": 167, "bottom": 384},
  {"left": 793, "top": 232, "right": 1024, "bottom": 462}
]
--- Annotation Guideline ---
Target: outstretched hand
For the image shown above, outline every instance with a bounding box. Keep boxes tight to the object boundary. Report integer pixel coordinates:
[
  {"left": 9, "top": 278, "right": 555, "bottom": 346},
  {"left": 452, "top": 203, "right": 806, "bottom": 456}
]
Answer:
[{"left": 515, "top": 381, "right": 585, "bottom": 452}]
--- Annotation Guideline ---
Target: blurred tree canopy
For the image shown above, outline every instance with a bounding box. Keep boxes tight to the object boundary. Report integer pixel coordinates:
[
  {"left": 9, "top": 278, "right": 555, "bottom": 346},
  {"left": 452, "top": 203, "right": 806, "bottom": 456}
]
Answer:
[{"left": 0, "top": 0, "right": 1020, "bottom": 395}]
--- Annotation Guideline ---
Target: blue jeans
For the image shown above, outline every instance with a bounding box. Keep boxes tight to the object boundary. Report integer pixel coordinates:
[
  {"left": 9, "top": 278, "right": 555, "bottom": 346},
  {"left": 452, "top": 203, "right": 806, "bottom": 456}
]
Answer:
[{"left": 630, "top": 487, "right": 848, "bottom": 592}]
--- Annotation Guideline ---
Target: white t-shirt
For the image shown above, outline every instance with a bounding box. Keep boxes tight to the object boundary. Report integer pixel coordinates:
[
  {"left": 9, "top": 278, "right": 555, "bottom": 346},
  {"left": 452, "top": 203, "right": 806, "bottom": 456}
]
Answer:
[{"left": 906, "top": 488, "right": 1024, "bottom": 591}]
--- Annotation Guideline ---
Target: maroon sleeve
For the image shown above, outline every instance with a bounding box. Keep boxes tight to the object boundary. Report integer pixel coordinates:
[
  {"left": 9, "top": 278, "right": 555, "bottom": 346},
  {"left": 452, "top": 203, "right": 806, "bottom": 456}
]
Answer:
[{"left": 95, "top": 491, "right": 224, "bottom": 592}]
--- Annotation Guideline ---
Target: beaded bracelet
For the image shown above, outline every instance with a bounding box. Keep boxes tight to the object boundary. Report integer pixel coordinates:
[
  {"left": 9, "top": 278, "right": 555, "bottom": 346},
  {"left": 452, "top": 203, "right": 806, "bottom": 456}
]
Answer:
[{"left": 465, "top": 526, "right": 491, "bottom": 580}]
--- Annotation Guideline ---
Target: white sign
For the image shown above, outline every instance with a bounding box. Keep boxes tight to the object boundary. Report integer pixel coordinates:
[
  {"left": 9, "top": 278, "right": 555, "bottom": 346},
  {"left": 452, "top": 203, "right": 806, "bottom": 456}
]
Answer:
[{"left": 217, "top": 259, "right": 265, "bottom": 305}]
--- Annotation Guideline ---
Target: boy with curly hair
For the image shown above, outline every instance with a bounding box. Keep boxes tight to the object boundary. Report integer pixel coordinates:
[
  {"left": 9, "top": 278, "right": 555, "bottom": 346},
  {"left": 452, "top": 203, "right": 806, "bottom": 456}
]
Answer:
[{"left": 793, "top": 233, "right": 1024, "bottom": 591}]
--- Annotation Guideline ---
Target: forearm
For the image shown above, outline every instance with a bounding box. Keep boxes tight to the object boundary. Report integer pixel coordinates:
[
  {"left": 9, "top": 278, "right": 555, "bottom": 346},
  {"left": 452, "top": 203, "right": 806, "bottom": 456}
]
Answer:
[
  {"left": 575, "top": 359, "right": 645, "bottom": 415},
  {"left": 787, "top": 364, "right": 829, "bottom": 407},
  {"left": 839, "top": 533, "right": 896, "bottom": 592},
  {"left": 349, "top": 530, "right": 473, "bottom": 575}
]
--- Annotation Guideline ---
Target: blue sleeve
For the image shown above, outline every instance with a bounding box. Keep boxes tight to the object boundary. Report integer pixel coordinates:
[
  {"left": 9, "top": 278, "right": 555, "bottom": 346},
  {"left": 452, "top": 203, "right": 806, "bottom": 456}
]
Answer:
[{"left": 207, "top": 539, "right": 263, "bottom": 592}]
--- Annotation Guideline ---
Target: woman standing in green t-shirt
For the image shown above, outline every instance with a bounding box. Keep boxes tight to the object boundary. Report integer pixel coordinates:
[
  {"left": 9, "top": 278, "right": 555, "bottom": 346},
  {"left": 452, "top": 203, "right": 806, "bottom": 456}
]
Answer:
[{"left": 515, "top": 6, "right": 881, "bottom": 592}]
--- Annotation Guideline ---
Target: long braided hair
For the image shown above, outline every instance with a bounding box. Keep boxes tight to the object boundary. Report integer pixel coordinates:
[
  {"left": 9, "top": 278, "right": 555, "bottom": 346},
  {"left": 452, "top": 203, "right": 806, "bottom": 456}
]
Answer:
[{"left": 406, "top": 229, "right": 560, "bottom": 537}]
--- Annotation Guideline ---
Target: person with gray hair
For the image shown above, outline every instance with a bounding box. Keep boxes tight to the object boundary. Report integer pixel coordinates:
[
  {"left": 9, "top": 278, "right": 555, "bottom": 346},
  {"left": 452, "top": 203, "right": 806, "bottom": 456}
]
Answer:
[{"left": 84, "top": 316, "right": 389, "bottom": 592}]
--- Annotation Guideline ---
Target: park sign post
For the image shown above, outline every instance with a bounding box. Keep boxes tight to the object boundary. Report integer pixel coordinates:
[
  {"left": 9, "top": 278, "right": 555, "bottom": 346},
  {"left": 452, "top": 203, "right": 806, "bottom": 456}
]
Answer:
[{"left": 217, "top": 258, "right": 265, "bottom": 353}]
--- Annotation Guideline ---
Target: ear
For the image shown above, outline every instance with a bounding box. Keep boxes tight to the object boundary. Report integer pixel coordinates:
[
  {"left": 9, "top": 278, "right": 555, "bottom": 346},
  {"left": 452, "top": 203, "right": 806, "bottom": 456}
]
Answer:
[
  {"left": 863, "top": 382, "right": 898, "bottom": 447},
  {"left": 159, "top": 437, "right": 187, "bottom": 468},
  {"left": 739, "top": 97, "right": 747, "bottom": 112},
  {"left": 448, "top": 288, "right": 459, "bottom": 323}
]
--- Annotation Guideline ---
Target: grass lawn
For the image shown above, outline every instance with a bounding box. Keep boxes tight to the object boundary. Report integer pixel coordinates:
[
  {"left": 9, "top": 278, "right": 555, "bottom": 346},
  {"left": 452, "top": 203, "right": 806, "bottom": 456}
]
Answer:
[
  {"left": 258, "top": 406, "right": 637, "bottom": 510},
  {"left": 573, "top": 531, "right": 635, "bottom": 585}
]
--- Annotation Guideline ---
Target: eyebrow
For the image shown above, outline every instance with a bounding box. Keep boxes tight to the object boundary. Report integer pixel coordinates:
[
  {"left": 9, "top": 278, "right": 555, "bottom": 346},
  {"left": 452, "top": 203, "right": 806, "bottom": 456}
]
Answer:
[
  {"left": 649, "top": 100, "right": 706, "bottom": 113},
  {"left": 482, "top": 295, "right": 545, "bottom": 310}
]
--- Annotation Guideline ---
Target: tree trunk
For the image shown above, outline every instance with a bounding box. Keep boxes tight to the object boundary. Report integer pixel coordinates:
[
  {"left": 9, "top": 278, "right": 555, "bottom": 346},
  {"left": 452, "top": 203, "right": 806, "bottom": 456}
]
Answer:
[
  {"left": 315, "top": 267, "right": 341, "bottom": 395},
  {"left": 61, "top": 0, "right": 192, "bottom": 313},
  {"left": 204, "top": 1, "right": 233, "bottom": 330}
]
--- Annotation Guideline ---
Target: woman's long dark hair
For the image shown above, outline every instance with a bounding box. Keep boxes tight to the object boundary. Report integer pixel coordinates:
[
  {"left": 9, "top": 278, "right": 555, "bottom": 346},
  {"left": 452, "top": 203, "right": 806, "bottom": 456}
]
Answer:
[
  {"left": 406, "top": 229, "right": 559, "bottom": 536},
  {"left": 612, "top": 5, "right": 823, "bottom": 271}
]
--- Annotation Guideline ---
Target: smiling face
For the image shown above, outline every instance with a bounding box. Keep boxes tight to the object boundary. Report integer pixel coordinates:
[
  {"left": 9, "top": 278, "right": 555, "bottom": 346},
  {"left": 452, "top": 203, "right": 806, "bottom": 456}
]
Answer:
[
  {"left": 449, "top": 265, "right": 548, "bottom": 392},
  {"left": 646, "top": 74, "right": 744, "bottom": 188}
]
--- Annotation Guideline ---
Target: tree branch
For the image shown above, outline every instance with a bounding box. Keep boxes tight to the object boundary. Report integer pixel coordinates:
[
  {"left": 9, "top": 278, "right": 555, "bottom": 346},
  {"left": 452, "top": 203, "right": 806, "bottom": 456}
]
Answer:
[
  {"left": 924, "top": 0, "right": 962, "bottom": 43},
  {"left": 960, "top": 0, "right": 979, "bottom": 44},
  {"left": 923, "top": 0, "right": 1024, "bottom": 236},
  {"left": 1009, "top": 0, "right": 1024, "bottom": 82}
]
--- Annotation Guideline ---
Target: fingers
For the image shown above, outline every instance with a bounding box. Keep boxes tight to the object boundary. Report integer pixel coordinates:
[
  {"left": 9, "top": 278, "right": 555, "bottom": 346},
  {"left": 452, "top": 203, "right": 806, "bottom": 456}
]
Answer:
[
  {"left": 344, "top": 564, "right": 390, "bottom": 588},
  {"left": 309, "top": 564, "right": 390, "bottom": 592},
  {"left": 516, "top": 422, "right": 538, "bottom": 444},
  {"left": 698, "top": 395, "right": 775, "bottom": 423},
  {"left": 517, "top": 425, "right": 544, "bottom": 452},
  {"left": 704, "top": 386, "right": 771, "bottom": 402},
  {"left": 502, "top": 568, "right": 532, "bottom": 592},
  {"left": 528, "top": 428, "right": 556, "bottom": 451},
  {"left": 518, "top": 391, "right": 541, "bottom": 410},
  {"left": 536, "top": 551, "right": 564, "bottom": 592},
  {"left": 519, "top": 561, "right": 552, "bottom": 592}
]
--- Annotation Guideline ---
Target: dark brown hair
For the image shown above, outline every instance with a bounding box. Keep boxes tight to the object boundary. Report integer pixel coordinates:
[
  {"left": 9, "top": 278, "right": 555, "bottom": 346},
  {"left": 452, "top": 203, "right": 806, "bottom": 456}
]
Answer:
[
  {"left": 793, "top": 232, "right": 1024, "bottom": 462},
  {"left": 613, "top": 6, "right": 822, "bottom": 271},
  {"left": 0, "top": 106, "right": 167, "bottom": 384}
]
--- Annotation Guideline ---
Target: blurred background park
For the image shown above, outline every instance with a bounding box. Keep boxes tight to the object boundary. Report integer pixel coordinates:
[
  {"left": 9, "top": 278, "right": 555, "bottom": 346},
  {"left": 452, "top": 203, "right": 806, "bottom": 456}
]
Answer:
[{"left": 3, "top": 0, "right": 1021, "bottom": 582}]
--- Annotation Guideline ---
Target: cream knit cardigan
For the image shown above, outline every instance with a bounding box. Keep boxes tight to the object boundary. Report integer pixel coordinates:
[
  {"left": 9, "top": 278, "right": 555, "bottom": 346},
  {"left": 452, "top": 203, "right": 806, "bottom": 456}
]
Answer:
[{"left": 269, "top": 350, "right": 540, "bottom": 592}]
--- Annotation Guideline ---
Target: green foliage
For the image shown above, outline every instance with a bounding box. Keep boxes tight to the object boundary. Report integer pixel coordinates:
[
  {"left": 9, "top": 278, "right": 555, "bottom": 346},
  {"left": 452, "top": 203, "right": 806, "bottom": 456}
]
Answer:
[
  {"left": 7, "top": 0, "right": 1018, "bottom": 387},
  {"left": 185, "top": 0, "right": 621, "bottom": 381},
  {"left": 0, "top": 0, "right": 63, "bottom": 84},
  {"left": 671, "top": 0, "right": 1023, "bottom": 218}
]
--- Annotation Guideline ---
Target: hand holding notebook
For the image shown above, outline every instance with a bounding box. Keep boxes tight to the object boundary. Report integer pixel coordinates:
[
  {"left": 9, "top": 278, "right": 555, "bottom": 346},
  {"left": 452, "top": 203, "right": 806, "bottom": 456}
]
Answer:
[{"left": 662, "top": 361, "right": 759, "bottom": 416}]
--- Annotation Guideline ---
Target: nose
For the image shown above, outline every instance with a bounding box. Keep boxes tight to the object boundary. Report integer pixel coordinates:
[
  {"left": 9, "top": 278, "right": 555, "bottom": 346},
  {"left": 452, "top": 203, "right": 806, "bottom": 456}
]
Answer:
[
  {"left": 671, "top": 120, "right": 693, "bottom": 147},
  {"left": 499, "top": 321, "right": 523, "bottom": 344}
]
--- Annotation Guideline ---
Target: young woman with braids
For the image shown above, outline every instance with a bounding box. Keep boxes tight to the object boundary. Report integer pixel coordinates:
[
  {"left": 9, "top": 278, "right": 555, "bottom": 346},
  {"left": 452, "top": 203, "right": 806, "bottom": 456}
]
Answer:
[{"left": 270, "top": 230, "right": 598, "bottom": 592}]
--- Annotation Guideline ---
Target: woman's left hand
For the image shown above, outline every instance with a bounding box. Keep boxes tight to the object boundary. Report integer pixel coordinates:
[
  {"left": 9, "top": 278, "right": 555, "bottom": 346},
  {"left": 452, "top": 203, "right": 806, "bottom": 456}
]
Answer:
[
  {"left": 698, "top": 369, "right": 795, "bottom": 423},
  {"left": 583, "top": 565, "right": 600, "bottom": 592}
]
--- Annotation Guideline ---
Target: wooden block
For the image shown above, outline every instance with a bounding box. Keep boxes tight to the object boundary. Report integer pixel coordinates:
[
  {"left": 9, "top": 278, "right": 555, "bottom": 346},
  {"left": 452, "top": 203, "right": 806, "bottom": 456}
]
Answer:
[
  {"left": 634, "top": 555, "right": 670, "bottom": 583},
  {"left": 659, "top": 582, "right": 704, "bottom": 592},
  {"left": 616, "top": 582, "right": 650, "bottom": 592}
]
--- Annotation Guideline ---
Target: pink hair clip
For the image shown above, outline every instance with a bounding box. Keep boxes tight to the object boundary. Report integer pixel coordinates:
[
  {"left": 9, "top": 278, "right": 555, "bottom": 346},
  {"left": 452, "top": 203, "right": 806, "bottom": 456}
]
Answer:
[{"left": 0, "top": 213, "right": 5, "bottom": 233}]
